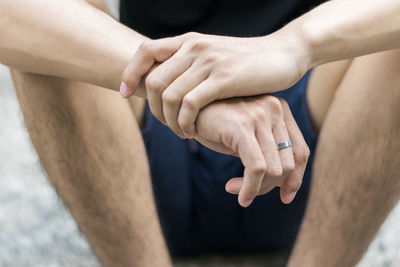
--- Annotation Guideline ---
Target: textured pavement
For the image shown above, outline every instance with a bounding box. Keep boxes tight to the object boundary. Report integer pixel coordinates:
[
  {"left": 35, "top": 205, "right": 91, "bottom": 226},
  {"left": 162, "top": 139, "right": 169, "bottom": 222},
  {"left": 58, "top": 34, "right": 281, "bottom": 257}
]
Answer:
[{"left": 0, "top": 0, "right": 400, "bottom": 266}]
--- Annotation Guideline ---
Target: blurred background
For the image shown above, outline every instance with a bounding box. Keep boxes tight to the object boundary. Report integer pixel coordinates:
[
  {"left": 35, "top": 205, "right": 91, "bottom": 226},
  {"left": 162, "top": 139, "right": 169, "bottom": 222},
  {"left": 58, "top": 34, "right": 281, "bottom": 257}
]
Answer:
[{"left": 0, "top": 0, "right": 400, "bottom": 266}]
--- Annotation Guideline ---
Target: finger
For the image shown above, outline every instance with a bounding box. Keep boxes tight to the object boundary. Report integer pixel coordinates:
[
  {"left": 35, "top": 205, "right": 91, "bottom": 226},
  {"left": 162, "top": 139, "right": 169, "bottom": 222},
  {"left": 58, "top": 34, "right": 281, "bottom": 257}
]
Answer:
[
  {"left": 256, "top": 128, "right": 284, "bottom": 190},
  {"left": 177, "top": 78, "right": 222, "bottom": 137},
  {"left": 231, "top": 112, "right": 294, "bottom": 198},
  {"left": 226, "top": 129, "right": 284, "bottom": 197},
  {"left": 146, "top": 48, "right": 193, "bottom": 123},
  {"left": 225, "top": 120, "right": 284, "bottom": 198},
  {"left": 272, "top": 118, "right": 295, "bottom": 179},
  {"left": 278, "top": 99, "right": 310, "bottom": 204},
  {"left": 121, "top": 37, "right": 183, "bottom": 98},
  {"left": 226, "top": 178, "right": 278, "bottom": 196},
  {"left": 237, "top": 133, "right": 266, "bottom": 207},
  {"left": 162, "top": 65, "right": 209, "bottom": 136},
  {"left": 225, "top": 177, "right": 243, "bottom": 194},
  {"left": 280, "top": 163, "right": 306, "bottom": 204}
]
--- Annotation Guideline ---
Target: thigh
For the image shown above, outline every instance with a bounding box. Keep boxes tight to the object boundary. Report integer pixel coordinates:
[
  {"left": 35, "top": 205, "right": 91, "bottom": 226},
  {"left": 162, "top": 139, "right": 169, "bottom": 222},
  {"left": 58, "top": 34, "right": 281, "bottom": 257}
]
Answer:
[
  {"left": 11, "top": 71, "right": 171, "bottom": 265},
  {"left": 307, "top": 59, "right": 352, "bottom": 132},
  {"left": 307, "top": 49, "right": 400, "bottom": 132},
  {"left": 289, "top": 49, "right": 400, "bottom": 267}
]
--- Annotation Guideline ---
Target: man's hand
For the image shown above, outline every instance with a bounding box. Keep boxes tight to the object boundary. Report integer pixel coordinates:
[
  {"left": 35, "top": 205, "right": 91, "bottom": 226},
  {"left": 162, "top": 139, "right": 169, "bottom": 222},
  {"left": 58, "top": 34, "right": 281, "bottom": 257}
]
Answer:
[
  {"left": 120, "top": 32, "right": 310, "bottom": 137},
  {"left": 192, "top": 95, "right": 310, "bottom": 207}
]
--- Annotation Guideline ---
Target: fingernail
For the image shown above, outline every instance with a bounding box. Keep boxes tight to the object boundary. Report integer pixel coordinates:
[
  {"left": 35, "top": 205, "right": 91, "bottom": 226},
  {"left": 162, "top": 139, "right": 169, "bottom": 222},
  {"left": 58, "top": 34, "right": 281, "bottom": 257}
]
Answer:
[
  {"left": 241, "top": 199, "right": 253, "bottom": 207},
  {"left": 120, "top": 82, "right": 129, "bottom": 97},
  {"left": 285, "top": 191, "right": 297, "bottom": 204}
]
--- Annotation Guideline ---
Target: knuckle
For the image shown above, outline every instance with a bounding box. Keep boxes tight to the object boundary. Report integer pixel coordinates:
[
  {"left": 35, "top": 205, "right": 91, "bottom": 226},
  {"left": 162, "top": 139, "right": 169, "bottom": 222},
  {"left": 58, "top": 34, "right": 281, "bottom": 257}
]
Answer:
[
  {"left": 247, "top": 187, "right": 259, "bottom": 197},
  {"left": 162, "top": 91, "right": 180, "bottom": 105},
  {"left": 268, "top": 96, "right": 283, "bottom": 113},
  {"left": 267, "top": 165, "right": 283, "bottom": 178},
  {"left": 249, "top": 115, "right": 261, "bottom": 128},
  {"left": 182, "top": 95, "right": 198, "bottom": 111},
  {"left": 299, "top": 153, "right": 309, "bottom": 165},
  {"left": 201, "top": 54, "right": 219, "bottom": 65},
  {"left": 145, "top": 75, "right": 167, "bottom": 93},
  {"left": 250, "top": 163, "right": 267, "bottom": 177},
  {"left": 252, "top": 106, "right": 267, "bottom": 121},
  {"left": 188, "top": 39, "right": 211, "bottom": 52},
  {"left": 296, "top": 145, "right": 310, "bottom": 164},
  {"left": 304, "top": 145, "right": 311, "bottom": 158},
  {"left": 184, "top": 31, "right": 198, "bottom": 39},
  {"left": 287, "top": 178, "right": 302, "bottom": 191},
  {"left": 235, "top": 116, "right": 252, "bottom": 130},
  {"left": 179, "top": 120, "right": 192, "bottom": 133},
  {"left": 282, "top": 160, "right": 295, "bottom": 174},
  {"left": 212, "top": 69, "right": 233, "bottom": 81},
  {"left": 139, "top": 41, "right": 153, "bottom": 54}
]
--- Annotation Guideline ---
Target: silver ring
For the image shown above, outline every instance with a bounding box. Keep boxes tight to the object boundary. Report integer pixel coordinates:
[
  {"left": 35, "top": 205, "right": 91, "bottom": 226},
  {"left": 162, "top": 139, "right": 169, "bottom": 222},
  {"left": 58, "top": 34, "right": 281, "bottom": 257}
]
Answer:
[{"left": 277, "top": 140, "right": 292, "bottom": 150}]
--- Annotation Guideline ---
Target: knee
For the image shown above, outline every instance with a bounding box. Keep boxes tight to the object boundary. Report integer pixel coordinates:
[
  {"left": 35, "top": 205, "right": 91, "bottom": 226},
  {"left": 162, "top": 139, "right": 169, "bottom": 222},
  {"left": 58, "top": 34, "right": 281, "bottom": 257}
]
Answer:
[{"left": 361, "top": 49, "right": 400, "bottom": 84}]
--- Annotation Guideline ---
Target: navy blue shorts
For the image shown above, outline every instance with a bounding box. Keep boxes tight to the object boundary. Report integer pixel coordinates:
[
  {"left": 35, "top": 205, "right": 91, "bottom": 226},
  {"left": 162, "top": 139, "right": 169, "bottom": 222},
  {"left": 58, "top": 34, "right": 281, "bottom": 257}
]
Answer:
[{"left": 141, "top": 72, "right": 318, "bottom": 255}]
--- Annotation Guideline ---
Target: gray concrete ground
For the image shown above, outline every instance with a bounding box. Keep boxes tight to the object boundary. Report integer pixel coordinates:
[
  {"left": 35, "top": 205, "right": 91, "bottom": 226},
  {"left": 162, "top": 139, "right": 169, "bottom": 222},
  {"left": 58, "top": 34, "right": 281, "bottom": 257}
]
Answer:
[{"left": 0, "top": 0, "right": 400, "bottom": 266}]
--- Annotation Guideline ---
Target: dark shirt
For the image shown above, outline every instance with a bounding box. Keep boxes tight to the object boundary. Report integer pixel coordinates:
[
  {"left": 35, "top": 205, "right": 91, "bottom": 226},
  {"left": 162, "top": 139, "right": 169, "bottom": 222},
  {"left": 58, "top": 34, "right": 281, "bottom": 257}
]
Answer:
[{"left": 120, "top": 0, "right": 326, "bottom": 38}]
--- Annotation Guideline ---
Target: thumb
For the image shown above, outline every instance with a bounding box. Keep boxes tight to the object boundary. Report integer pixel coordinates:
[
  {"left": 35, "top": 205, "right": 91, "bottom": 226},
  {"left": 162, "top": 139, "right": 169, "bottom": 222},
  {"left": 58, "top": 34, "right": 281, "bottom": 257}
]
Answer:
[{"left": 121, "top": 36, "right": 184, "bottom": 98}]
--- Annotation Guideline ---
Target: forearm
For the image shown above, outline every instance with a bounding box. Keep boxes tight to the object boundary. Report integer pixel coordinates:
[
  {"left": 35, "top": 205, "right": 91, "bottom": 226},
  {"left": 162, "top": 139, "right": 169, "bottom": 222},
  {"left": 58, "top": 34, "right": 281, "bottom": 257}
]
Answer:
[
  {"left": 0, "top": 0, "right": 148, "bottom": 91},
  {"left": 277, "top": 0, "right": 400, "bottom": 68}
]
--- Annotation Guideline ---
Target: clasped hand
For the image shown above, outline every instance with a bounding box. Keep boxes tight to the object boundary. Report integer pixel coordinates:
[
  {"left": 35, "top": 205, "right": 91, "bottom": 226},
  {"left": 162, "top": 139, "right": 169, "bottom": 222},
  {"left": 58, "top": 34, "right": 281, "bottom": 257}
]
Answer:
[{"left": 120, "top": 32, "right": 310, "bottom": 207}]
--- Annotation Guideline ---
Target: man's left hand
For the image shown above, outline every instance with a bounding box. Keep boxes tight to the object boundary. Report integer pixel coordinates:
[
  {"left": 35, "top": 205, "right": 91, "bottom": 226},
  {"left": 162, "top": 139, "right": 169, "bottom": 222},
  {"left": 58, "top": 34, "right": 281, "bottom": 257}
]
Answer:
[{"left": 193, "top": 94, "right": 310, "bottom": 207}]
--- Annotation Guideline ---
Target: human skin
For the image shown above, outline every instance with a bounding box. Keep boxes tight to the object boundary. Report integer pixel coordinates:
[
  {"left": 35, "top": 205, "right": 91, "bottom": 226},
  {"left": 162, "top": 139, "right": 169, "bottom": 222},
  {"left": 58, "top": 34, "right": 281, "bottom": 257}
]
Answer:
[
  {"left": 122, "top": 0, "right": 400, "bottom": 137},
  {"left": 13, "top": 46, "right": 400, "bottom": 267},
  {"left": 288, "top": 50, "right": 400, "bottom": 267},
  {"left": 0, "top": 0, "right": 143, "bottom": 90},
  {"left": 11, "top": 71, "right": 172, "bottom": 267},
  {"left": 9, "top": 1, "right": 171, "bottom": 266},
  {"left": 5, "top": 0, "right": 400, "bottom": 266},
  {"left": 0, "top": 0, "right": 308, "bottom": 207},
  {"left": 120, "top": 0, "right": 400, "bottom": 206},
  {"left": 195, "top": 96, "right": 310, "bottom": 206},
  {"left": 0, "top": 0, "right": 308, "bottom": 265}
]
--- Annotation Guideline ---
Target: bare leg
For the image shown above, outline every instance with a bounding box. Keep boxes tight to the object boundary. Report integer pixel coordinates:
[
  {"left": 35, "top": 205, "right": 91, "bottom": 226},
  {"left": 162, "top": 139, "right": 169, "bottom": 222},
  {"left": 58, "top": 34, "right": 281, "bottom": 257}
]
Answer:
[
  {"left": 11, "top": 70, "right": 170, "bottom": 267},
  {"left": 288, "top": 50, "right": 400, "bottom": 267},
  {"left": 306, "top": 59, "right": 352, "bottom": 132}
]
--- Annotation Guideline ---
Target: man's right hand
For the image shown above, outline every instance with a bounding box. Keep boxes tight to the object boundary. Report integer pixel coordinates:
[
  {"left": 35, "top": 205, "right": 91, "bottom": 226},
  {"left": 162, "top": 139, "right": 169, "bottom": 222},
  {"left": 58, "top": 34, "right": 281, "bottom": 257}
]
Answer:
[
  {"left": 193, "top": 95, "right": 310, "bottom": 207},
  {"left": 120, "top": 32, "right": 308, "bottom": 137}
]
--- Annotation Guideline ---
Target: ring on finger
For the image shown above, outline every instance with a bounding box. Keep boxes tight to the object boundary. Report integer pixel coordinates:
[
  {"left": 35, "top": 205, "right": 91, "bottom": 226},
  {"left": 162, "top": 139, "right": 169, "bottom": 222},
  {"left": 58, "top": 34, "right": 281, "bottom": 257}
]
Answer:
[{"left": 277, "top": 140, "right": 292, "bottom": 150}]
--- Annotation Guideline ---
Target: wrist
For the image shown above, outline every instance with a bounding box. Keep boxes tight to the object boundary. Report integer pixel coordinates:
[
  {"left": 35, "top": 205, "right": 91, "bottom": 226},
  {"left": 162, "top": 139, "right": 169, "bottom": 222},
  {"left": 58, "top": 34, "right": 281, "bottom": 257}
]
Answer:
[
  {"left": 277, "top": 20, "right": 319, "bottom": 72},
  {"left": 259, "top": 23, "right": 314, "bottom": 81},
  {"left": 294, "top": 17, "right": 328, "bottom": 68},
  {"left": 279, "top": 1, "right": 348, "bottom": 69}
]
